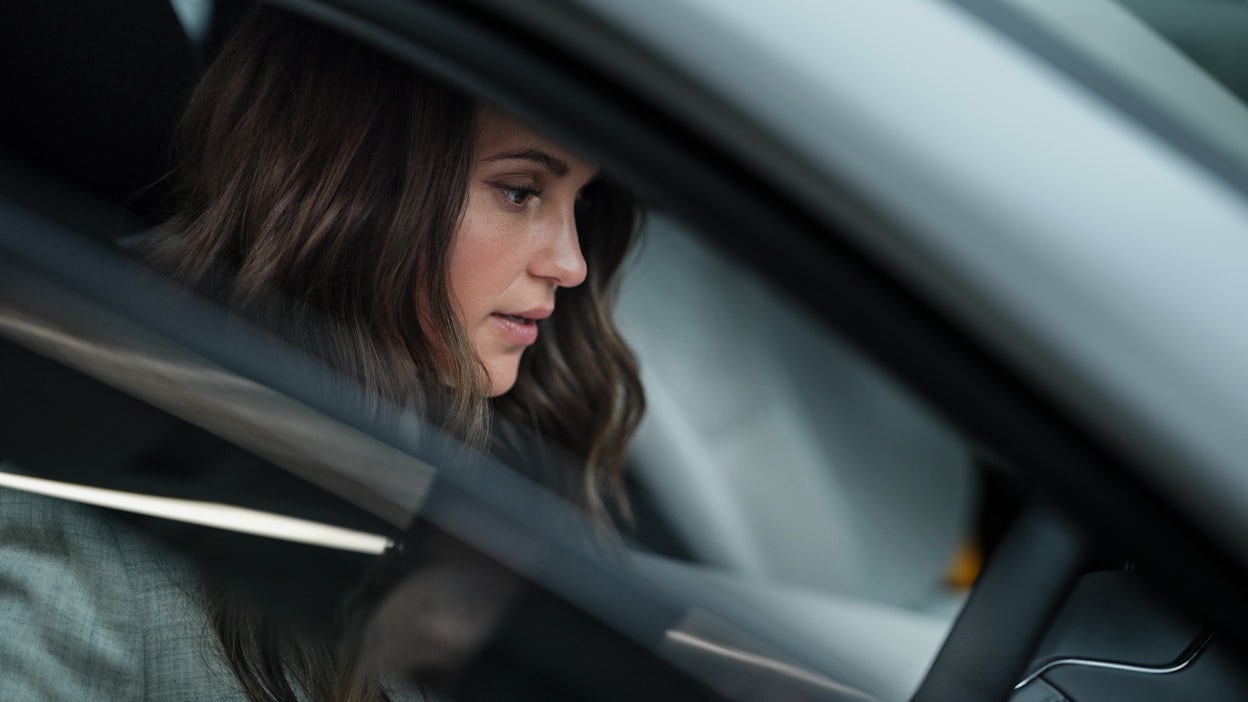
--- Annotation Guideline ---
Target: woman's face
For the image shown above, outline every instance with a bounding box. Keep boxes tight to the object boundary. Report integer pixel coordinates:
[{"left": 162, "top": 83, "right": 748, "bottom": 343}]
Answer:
[{"left": 449, "top": 109, "right": 598, "bottom": 396}]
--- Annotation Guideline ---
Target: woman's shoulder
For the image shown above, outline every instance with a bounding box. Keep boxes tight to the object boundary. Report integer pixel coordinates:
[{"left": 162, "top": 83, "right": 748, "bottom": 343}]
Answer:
[
  {"left": 0, "top": 484, "right": 193, "bottom": 592},
  {"left": 0, "top": 486, "right": 244, "bottom": 699}
]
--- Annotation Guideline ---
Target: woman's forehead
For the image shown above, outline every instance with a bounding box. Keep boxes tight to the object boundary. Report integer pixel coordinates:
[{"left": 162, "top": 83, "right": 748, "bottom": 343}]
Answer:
[{"left": 474, "top": 107, "right": 597, "bottom": 176}]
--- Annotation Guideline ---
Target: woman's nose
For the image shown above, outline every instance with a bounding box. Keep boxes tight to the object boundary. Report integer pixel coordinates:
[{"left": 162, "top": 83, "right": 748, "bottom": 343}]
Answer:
[{"left": 531, "top": 210, "right": 587, "bottom": 288}]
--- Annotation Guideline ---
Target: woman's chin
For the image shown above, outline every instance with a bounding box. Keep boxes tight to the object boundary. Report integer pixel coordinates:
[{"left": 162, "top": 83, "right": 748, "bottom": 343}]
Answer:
[{"left": 484, "top": 363, "right": 520, "bottom": 397}]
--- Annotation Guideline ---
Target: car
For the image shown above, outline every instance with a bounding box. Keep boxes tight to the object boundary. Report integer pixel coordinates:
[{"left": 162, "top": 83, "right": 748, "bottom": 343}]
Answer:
[{"left": 3, "top": 0, "right": 1248, "bottom": 700}]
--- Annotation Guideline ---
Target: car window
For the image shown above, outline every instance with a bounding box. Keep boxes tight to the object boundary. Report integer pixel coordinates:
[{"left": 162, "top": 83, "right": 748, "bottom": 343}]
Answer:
[{"left": 0, "top": 4, "right": 980, "bottom": 696}]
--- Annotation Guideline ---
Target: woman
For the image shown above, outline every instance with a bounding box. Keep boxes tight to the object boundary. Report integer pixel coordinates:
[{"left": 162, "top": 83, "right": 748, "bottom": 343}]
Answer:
[
  {"left": 154, "top": 5, "right": 646, "bottom": 700},
  {"left": 148, "top": 8, "right": 643, "bottom": 512},
  {"left": 0, "top": 5, "right": 644, "bottom": 701}
]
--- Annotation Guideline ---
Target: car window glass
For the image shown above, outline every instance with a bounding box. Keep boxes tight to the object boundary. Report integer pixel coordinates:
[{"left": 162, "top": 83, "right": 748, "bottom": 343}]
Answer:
[{"left": 0, "top": 3, "right": 1062, "bottom": 700}]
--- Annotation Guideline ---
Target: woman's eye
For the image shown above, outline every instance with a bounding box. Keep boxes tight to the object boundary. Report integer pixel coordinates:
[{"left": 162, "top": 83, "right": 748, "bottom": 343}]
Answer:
[{"left": 494, "top": 183, "right": 541, "bottom": 208}]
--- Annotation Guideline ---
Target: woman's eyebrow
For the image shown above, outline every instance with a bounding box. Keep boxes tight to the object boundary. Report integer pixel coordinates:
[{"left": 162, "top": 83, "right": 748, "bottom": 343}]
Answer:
[{"left": 481, "top": 148, "right": 570, "bottom": 177}]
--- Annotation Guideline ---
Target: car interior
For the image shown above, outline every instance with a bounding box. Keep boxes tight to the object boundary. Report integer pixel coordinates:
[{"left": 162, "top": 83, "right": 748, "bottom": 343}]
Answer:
[{"left": 3, "top": 1, "right": 1248, "bottom": 701}]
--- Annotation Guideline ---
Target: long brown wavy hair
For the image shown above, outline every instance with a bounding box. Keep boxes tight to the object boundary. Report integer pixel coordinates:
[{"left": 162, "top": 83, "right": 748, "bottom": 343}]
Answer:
[{"left": 144, "top": 6, "right": 644, "bottom": 700}]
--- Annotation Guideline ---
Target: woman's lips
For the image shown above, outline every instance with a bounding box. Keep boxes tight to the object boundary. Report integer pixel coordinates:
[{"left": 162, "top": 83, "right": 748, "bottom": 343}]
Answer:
[{"left": 491, "top": 312, "right": 539, "bottom": 346}]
